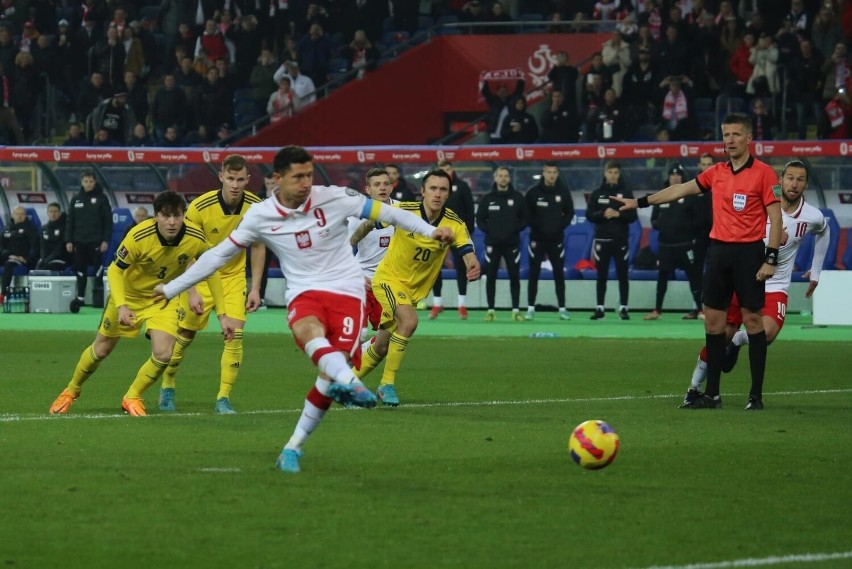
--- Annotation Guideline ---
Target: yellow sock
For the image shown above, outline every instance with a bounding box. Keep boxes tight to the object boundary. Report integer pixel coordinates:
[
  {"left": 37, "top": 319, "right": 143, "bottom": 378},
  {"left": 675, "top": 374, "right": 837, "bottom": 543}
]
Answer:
[
  {"left": 68, "top": 344, "right": 103, "bottom": 393},
  {"left": 125, "top": 356, "right": 169, "bottom": 399},
  {"left": 380, "top": 333, "right": 410, "bottom": 386},
  {"left": 217, "top": 330, "right": 243, "bottom": 399},
  {"left": 161, "top": 336, "right": 192, "bottom": 389},
  {"left": 354, "top": 344, "right": 384, "bottom": 379}
]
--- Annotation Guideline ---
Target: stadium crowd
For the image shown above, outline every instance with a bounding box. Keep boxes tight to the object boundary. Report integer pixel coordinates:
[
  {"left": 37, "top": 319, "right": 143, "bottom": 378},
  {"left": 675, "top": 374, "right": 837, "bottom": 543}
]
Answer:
[{"left": 0, "top": 0, "right": 850, "bottom": 146}]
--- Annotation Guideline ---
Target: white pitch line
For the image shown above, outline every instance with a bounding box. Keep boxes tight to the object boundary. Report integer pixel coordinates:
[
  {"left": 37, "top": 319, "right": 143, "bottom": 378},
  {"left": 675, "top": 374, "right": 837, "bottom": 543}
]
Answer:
[
  {"left": 3, "top": 388, "right": 850, "bottom": 423},
  {"left": 197, "top": 467, "right": 242, "bottom": 473},
  {"left": 633, "top": 549, "right": 852, "bottom": 569}
]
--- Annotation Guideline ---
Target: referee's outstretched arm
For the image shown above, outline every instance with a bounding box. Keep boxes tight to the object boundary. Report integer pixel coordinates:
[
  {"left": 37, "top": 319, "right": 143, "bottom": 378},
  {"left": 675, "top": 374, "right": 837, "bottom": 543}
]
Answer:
[{"left": 611, "top": 179, "right": 701, "bottom": 211}]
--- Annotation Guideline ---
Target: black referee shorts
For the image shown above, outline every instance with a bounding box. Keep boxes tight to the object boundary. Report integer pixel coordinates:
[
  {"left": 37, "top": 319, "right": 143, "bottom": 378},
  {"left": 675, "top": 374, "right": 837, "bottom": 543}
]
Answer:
[{"left": 702, "top": 240, "right": 765, "bottom": 312}]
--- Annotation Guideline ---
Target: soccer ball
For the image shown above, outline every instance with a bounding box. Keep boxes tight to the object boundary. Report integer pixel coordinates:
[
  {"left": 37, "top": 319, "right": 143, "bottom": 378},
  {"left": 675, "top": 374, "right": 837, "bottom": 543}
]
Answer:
[{"left": 568, "top": 420, "right": 620, "bottom": 470}]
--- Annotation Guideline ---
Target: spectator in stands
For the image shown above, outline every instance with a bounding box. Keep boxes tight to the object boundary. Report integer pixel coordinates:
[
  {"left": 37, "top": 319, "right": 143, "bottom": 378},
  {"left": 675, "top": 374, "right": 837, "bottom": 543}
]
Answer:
[
  {"left": 11, "top": 51, "right": 38, "bottom": 143},
  {"left": 500, "top": 96, "right": 539, "bottom": 144},
  {"left": 130, "top": 20, "right": 160, "bottom": 76},
  {"left": 602, "top": 30, "right": 632, "bottom": 96},
  {"left": 174, "top": 23, "right": 197, "bottom": 58},
  {"left": 249, "top": 48, "right": 279, "bottom": 111},
  {"left": 787, "top": 0, "right": 811, "bottom": 34},
  {"left": 523, "top": 162, "right": 574, "bottom": 322},
  {"left": 215, "top": 57, "right": 238, "bottom": 93},
  {"left": 584, "top": 52, "right": 613, "bottom": 93},
  {"left": 391, "top": 0, "right": 419, "bottom": 35},
  {"left": 175, "top": 55, "right": 203, "bottom": 108},
  {"left": 718, "top": 16, "right": 742, "bottom": 68},
  {"left": 622, "top": 46, "right": 660, "bottom": 136},
  {"left": 659, "top": 75, "right": 695, "bottom": 140},
  {"left": 198, "top": 66, "right": 233, "bottom": 137},
  {"left": 477, "top": 166, "right": 527, "bottom": 322},
  {"left": 592, "top": 0, "right": 619, "bottom": 21},
  {"left": 121, "top": 25, "right": 145, "bottom": 77},
  {"left": 195, "top": 19, "right": 229, "bottom": 63},
  {"left": 746, "top": 33, "right": 779, "bottom": 98},
  {"left": 88, "top": 91, "right": 136, "bottom": 145},
  {"left": 91, "top": 25, "right": 126, "bottom": 90},
  {"left": 821, "top": 42, "right": 849, "bottom": 112},
  {"left": 547, "top": 51, "right": 579, "bottom": 112},
  {"left": 71, "top": 18, "right": 99, "bottom": 82},
  {"left": 1, "top": 205, "right": 39, "bottom": 300},
  {"left": 657, "top": 24, "right": 690, "bottom": 78},
  {"left": 539, "top": 90, "right": 580, "bottom": 143},
  {"left": 0, "top": 24, "right": 17, "bottom": 75},
  {"left": 122, "top": 70, "right": 149, "bottom": 126},
  {"left": 789, "top": 39, "right": 826, "bottom": 139},
  {"left": 161, "top": 125, "right": 182, "bottom": 147},
  {"left": 279, "top": 36, "right": 299, "bottom": 68},
  {"left": 342, "top": 30, "right": 379, "bottom": 77},
  {"left": 297, "top": 23, "right": 332, "bottom": 89},
  {"left": 227, "top": 14, "right": 262, "bottom": 84},
  {"left": 481, "top": 77, "right": 525, "bottom": 144},
  {"left": 151, "top": 73, "right": 190, "bottom": 143},
  {"left": 774, "top": 14, "right": 801, "bottom": 68},
  {"left": 65, "top": 171, "right": 111, "bottom": 308},
  {"left": 63, "top": 122, "right": 87, "bottom": 146},
  {"left": 192, "top": 47, "right": 213, "bottom": 76},
  {"left": 0, "top": 61, "right": 24, "bottom": 145},
  {"left": 644, "top": 163, "right": 704, "bottom": 321},
  {"left": 580, "top": 74, "right": 605, "bottom": 136},
  {"left": 586, "top": 161, "right": 636, "bottom": 321},
  {"left": 728, "top": 31, "right": 755, "bottom": 95},
  {"left": 295, "top": 3, "right": 331, "bottom": 38},
  {"left": 386, "top": 164, "right": 417, "bottom": 201},
  {"left": 586, "top": 87, "right": 624, "bottom": 142},
  {"left": 666, "top": 5, "right": 689, "bottom": 38},
  {"left": 19, "top": 21, "right": 39, "bottom": 54},
  {"left": 37, "top": 202, "right": 70, "bottom": 272},
  {"left": 634, "top": 23, "right": 658, "bottom": 58},
  {"left": 75, "top": 71, "right": 108, "bottom": 125},
  {"left": 811, "top": 7, "right": 843, "bottom": 66},
  {"left": 92, "top": 127, "right": 119, "bottom": 146},
  {"left": 638, "top": 0, "right": 663, "bottom": 41},
  {"left": 130, "top": 123, "right": 154, "bottom": 146},
  {"left": 484, "top": 1, "right": 514, "bottom": 34},
  {"left": 30, "top": 33, "right": 56, "bottom": 82},
  {"left": 616, "top": 13, "right": 639, "bottom": 42},
  {"left": 825, "top": 82, "right": 852, "bottom": 139},
  {"left": 749, "top": 97, "right": 775, "bottom": 140},
  {"left": 273, "top": 60, "right": 316, "bottom": 109},
  {"left": 268, "top": 76, "right": 295, "bottom": 121},
  {"left": 459, "top": 1, "right": 487, "bottom": 33},
  {"left": 429, "top": 159, "right": 476, "bottom": 320}
]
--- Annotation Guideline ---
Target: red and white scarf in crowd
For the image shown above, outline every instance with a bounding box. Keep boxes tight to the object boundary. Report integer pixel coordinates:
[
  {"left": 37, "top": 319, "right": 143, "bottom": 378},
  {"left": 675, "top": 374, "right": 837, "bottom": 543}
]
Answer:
[{"left": 662, "top": 89, "right": 688, "bottom": 122}]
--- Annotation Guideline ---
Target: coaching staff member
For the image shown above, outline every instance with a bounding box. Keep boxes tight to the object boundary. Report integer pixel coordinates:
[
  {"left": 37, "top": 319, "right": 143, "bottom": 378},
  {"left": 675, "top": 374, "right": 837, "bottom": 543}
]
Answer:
[
  {"left": 612, "top": 113, "right": 782, "bottom": 410},
  {"left": 66, "top": 171, "right": 112, "bottom": 308}
]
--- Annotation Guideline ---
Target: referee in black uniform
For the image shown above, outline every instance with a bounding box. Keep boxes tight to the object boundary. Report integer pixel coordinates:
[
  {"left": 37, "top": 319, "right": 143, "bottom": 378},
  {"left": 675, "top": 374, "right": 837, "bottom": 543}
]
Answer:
[{"left": 524, "top": 162, "right": 575, "bottom": 321}]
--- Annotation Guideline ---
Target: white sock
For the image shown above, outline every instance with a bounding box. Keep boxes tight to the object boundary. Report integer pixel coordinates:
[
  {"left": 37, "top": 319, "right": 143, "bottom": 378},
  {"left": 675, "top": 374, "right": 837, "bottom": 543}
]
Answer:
[
  {"left": 304, "top": 337, "right": 359, "bottom": 385},
  {"left": 458, "top": 295, "right": 466, "bottom": 307},
  {"left": 619, "top": 305, "right": 628, "bottom": 312},
  {"left": 732, "top": 330, "right": 749, "bottom": 346},
  {"left": 487, "top": 308, "right": 495, "bottom": 314},
  {"left": 597, "top": 305, "right": 605, "bottom": 311},
  {"left": 285, "top": 377, "right": 330, "bottom": 451},
  {"left": 512, "top": 308, "right": 520, "bottom": 314},
  {"left": 690, "top": 357, "right": 708, "bottom": 390},
  {"left": 559, "top": 307, "right": 568, "bottom": 313},
  {"left": 433, "top": 296, "right": 442, "bottom": 307},
  {"left": 527, "top": 306, "right": 535, "bottom": 314}
]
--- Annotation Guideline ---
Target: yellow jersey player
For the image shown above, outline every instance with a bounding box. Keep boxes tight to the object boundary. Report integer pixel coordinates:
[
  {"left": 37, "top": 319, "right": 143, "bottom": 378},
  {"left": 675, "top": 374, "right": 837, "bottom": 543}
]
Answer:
[
  {"left": 159, "top": 154, "right": 265, "bottom": 414},
  {"left": 356, "top": 169, "right": 481, "bottom": 406},
  {"left": 49, "top": 191, "right": 227, "bottom": 417}
]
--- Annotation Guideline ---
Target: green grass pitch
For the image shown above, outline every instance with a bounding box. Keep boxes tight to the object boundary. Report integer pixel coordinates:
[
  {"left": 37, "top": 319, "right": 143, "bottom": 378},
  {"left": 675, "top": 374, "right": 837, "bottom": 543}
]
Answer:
[{"left": 1, "top": 319, "right": 850, "bottom": 569}]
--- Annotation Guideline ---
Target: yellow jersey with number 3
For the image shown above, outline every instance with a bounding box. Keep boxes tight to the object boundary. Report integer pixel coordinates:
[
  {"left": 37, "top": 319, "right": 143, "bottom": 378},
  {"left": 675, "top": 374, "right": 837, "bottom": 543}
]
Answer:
[{"left": 373, "top": 202, "right": 473, "bottom": 301}]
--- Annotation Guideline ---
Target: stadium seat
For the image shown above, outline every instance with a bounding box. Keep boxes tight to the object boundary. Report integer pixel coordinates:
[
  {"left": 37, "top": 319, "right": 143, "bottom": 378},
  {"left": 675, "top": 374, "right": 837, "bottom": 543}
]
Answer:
[
  {"left": 563, "top": 222, "right": 594, "bottom": 279},
  {"left": 24, "top": 208, "right": 41, "bottom": 232},
  {"left": 472, "top": 227, "right": 487, "bottom": 266},
  {"left": 843, "top": 227, "right": 852, "bottom": 269},
  {"left": 418, "top": 15, "right": 435, "bottom": 30},
  {"left": 630, "top": 124, "right": 658, "bottom": 142},
  {"left": 104, "top": 208, "right": 134, "bottom": 267},
  {"left": 818, "top": 208, "right": 840, "bottom": 269},
  {"left": 628, "top": 219, "right": 642, "bottom": 265}
]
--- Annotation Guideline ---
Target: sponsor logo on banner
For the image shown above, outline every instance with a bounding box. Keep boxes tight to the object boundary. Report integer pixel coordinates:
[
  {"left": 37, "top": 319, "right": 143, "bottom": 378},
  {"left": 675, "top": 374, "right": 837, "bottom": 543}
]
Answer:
[
  {"left": 437, "top": 150, "right": 445, "bottom": 161},
  {"left": 632, "top": 146, "right": 662, "bottom": 156},
  {"left": 549, "top": 148, "right": 582, "bottom": 158},
  {"left": 127, "top": 193, "right": 155, "bottom": 204},
  {"left": 53, "top": 150, "right": 61, "bottom": 162},
  {"left": 791, "top": 145, "right": 822, "bottom": 154},
  {"left": 312, "top": 153, "right": 342, "bottom": 161},
  {"left": 84, "top": 152, "right": 114, "bottom": 160},
  {"left": 127, "top": 150, "right": 136, "bottom": 162},
  {"left": 159, "top": 152, "right": 188, "bottom": 161},
  {"left": 732, "top": 193, "right": 746, "bottom": 211},
  {"left": 11, "top": 151, "right": 39, "bottom": 159},
  {"left": 516, "top": 147, "right": 524, "bottom": 160},
  {"left": 841, "top": 142, "right": 848, "bottom": 156},
  {"left": 17, "top": 193, "right": 47, "bottom": 203},
  {"left": 202, "top": 151, "right": 211, "bottom": 162},
  {"left": 680, "top": 144, "right": 688, "bottom": 157},
  {"left": 391, "top": 152, "right": 421, "bottom": 160},
  {"left": 470, "top": 150, "right": 501, "bottom": 159},
  {"left": 357, "top": 151, "right": 365, "bottom": 163},
  {"left": 597, "top": 146, "right": 606, "bottom": 158}
]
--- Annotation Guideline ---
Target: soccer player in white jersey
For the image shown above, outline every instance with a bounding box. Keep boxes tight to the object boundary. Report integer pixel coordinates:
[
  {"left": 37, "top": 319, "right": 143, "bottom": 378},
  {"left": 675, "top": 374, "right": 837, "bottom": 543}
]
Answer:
[
  {"left": 347, "top": 168, "right": 396, "bottom": 342},
  {"left": 680, "top": 160, "right": 829, "bottom": 410},
  {"left": 153, "top": 145, "right": 453, "bottom": 473}
]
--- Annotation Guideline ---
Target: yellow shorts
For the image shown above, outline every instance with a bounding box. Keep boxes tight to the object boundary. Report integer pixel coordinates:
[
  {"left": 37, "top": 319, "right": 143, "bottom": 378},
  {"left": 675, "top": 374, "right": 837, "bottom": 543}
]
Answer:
[
  {"left": 178, "top": 274, "right": 246, "bottom": 331},
  {"left": 372, "top": 279, "right": 418, "bottom": 331},
  {"left": 98, "top": 294, "right": 179, "bottom": 338}
]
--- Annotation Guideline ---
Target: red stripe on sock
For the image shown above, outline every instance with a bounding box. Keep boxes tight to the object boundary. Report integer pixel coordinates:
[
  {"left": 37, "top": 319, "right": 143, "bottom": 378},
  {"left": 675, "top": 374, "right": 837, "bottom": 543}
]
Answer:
[
  {"left": 306, "top": 386, "right": 332, "bottom": 410},
  {"left": 310, "top": 346, "right": 337, "bottom": 367},
  {"left": 699, "top": 346, "right": 707, "bottom": 362}
]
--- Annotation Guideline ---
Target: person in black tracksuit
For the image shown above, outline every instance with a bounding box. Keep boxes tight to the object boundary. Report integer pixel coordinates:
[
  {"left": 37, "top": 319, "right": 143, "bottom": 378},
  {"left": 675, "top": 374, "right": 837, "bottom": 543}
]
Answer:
[
  {"left": 586, "top": 160, "right": 636, "bottom": 320},
  {"left": 36, "top": 202, "right": 71, "bottom": 271},
  {"left": 476, "top": 166, "right": 527, "bottom": 321},
  {"left": 524, "top": 162, "right": 575, "bottom": 321},
  {"left": 386, "top": 164, "right": 417, "bottom": 202},
  {"left": 65, "top": 171, "right": 112, "bottom": 307},
  {"left": 644, "top": 163, "right": 704, "bottom": 320},
  {"left": 1, "top": 206, "right": 39, "bottom": 298},
  {"left": 430, "top": 160, "right": 476, "bottom": 320}
]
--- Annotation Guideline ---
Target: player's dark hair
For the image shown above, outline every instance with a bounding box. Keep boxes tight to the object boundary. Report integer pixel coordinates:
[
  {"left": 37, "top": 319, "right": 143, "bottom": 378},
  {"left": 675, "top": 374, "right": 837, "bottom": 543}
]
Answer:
[
  {"left": 80, "top": 170, "right": 95, "bottom": 180},
  {"left": 699, "top": 152, "right": 713, "bottom": 160},
  {"left": 604, "top": 160, "right": 621, "bottom": 171},
  {"left": 366, "top": 168, "right": 388, "bottom": 182},
  {"left": 153, "top": 191, "right": 187, "bottom": 216},
  {"left": 222, "top": 154, "right": 247, "bottom": 173},
  {"left": 264, "top": 171, "right": 274, "bottom": 180},
  {"left": 421, "top": 169, "right": 452, "bottom": 188},
  {"left": 493, "top": 165, "right": 511, "bottom": 177},
  {"left": 273, "top": 145, "right": 313, "bottom": 175},
  {"left": 781, "top": 159, "right": 809, "bottom": 181},
  {"left": 722, "top": 112, "right": 753, "bottom": 133},
  {"left": 47, "top": 202, "right": 61, "bottom": 210},
  {"left": 543, "top": 161, "right": 559, "bottom": 169}
]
